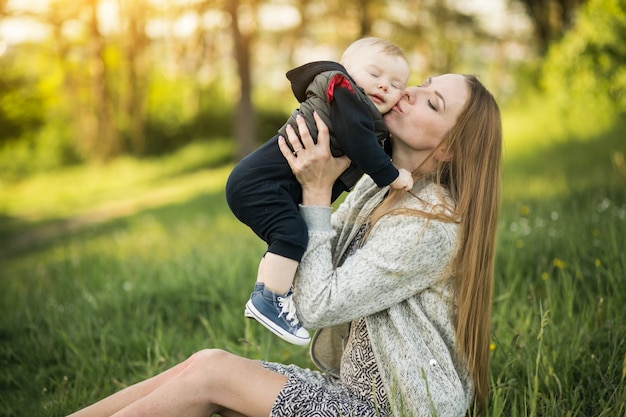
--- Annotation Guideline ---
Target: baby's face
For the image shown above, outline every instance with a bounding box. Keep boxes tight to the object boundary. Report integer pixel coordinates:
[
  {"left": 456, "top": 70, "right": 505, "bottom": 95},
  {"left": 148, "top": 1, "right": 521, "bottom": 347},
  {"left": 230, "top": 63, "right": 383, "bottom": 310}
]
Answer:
[{"left": 343, "top": 46, "right": 409, "bottom": 114}]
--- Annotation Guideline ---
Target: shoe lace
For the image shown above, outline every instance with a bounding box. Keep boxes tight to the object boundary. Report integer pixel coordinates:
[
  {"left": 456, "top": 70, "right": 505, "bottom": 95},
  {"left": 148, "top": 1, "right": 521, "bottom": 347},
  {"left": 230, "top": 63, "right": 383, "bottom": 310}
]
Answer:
[{"left": 277, "top": 295, "right": 299, "bottom": 327}]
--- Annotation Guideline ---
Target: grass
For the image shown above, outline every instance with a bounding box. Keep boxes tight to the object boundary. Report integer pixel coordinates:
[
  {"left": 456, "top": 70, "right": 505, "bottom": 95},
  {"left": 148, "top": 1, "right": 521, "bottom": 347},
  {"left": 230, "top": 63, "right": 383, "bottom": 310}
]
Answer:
[{"left": 1, "top": 112, "right": 625, "bottom": 416}]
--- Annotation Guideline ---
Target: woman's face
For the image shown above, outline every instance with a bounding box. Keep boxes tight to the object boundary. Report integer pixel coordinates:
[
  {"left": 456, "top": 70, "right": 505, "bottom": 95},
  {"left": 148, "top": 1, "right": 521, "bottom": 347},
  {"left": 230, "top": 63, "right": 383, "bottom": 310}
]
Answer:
[{"left": 384, "top": 74, "right": 469, "bottom": 159}]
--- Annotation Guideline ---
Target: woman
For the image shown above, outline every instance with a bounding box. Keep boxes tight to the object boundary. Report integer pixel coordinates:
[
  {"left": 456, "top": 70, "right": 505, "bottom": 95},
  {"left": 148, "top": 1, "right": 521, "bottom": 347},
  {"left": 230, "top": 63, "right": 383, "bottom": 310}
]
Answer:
[{"left": 67, "top": 73, "right": 502, "bottom": 417}]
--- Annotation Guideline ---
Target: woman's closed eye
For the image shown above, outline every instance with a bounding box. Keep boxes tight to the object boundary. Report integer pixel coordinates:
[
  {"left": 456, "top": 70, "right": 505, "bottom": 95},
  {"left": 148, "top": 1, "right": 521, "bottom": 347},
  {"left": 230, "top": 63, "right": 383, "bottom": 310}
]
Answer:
[{"left": 428, "top": 99, "right": 438, "bottom": 111}]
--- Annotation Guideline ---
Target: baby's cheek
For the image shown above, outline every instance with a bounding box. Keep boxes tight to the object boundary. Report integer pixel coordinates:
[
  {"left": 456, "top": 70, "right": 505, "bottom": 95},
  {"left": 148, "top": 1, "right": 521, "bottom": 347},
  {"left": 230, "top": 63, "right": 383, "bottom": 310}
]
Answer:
[{"left": 392, "top": 90, "right": 404, "bottom": 104}]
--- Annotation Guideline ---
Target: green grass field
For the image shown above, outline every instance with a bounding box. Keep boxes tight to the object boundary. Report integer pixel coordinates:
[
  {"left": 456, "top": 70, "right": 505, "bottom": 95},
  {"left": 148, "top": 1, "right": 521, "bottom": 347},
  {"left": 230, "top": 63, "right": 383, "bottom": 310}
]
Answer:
[{"left": 1, "top": 114, "right": 625, "bottom": 416}]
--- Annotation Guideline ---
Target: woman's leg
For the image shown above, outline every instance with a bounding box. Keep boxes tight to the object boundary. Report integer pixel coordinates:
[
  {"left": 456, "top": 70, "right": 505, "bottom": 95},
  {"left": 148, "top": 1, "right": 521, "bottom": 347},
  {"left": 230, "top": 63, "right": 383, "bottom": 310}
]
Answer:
[
  {"left": 67, "top": 355, "right": 195, "bottom": 417},
  {"left": 67, "top": 349, "right": 288, "bottom": 417}
]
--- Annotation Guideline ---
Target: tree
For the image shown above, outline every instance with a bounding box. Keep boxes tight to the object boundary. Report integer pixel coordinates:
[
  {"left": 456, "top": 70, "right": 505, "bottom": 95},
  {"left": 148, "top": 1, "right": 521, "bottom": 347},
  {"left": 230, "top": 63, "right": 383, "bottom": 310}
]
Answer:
[
  {"left": 542, "top": 0, "right": 626, "bottom": 129},
  {"left": 226, "top": 0, "right": 258, "bottom": 160},
  {"left": 514, "top": 0, "right": 587, "bottom": 53},
  {"left": 0, "top": 69, "right": 44, "bottom": 145},
  {"left": 86, "top": 0, "right": 121, "bottom": 160},
  {"left": 118, "top": 0, "right": 149, "bottom": 155}
]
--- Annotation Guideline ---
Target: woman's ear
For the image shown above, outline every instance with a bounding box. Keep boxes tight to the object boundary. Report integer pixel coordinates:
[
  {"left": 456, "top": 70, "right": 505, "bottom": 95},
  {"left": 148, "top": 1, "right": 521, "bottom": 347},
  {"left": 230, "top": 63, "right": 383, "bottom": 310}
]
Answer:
[{"left": 434, "top": 147, "right": 453, "bottom": 162}]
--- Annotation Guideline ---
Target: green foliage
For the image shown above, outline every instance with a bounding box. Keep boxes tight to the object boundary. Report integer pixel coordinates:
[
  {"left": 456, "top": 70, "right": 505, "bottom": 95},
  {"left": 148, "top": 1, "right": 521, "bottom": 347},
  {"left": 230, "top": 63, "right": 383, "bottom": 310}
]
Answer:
[
  {"left": 142, "top": 74, "right": 289, "bottom": 156},
  {"left": 0, "top": 58, "right": 45, "bottom": 145},
  {"left": 0, "top": 71, "right": 287, "bottom": 181},
  {"left": 541, "top": 0, "right": 626, "bottom": 134},
  {"left": 490, "top": 190, "right": 626, "bottom": 416}
]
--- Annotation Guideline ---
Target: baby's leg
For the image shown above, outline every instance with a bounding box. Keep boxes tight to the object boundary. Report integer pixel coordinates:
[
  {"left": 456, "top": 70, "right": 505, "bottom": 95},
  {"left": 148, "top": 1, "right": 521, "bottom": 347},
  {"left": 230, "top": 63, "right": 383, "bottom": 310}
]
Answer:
[
  {"left": 246, "top": 253, "right": 309, "bottom": 345},
  {"left": 259, "top": 253, "right": 299, "bottom": 294}
]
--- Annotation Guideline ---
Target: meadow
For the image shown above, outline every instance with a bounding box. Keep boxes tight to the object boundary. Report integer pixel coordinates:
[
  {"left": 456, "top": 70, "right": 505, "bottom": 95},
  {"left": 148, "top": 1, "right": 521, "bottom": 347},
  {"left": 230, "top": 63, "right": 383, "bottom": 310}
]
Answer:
[{"left": 1, "top": 110, "right": 625, "bottom": 416}]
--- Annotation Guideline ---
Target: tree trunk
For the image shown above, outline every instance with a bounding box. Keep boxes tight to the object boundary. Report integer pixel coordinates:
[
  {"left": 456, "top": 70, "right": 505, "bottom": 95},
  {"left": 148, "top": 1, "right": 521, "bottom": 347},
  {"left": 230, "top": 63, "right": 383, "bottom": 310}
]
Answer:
[
  {"left": 516, "top": 0, "right": 587, "bottom": 53},
  {"left": 226, "top": 0, "right": 257, "bottom": 161},
  {"left": 88, "top": 0, "right": 120, "bottom": 160},
  {"left": 120, "top": 0, "right": 147, "bottom": 155}
]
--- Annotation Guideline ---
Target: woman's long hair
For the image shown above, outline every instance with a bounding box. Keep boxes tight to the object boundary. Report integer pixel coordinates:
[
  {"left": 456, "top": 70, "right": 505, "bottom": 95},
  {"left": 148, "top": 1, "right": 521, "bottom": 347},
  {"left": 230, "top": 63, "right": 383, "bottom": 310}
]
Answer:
[
  {"left": 369, "top": 75, "right": 502, "bottom": 412},
  {"left": 444, "top": 75, "right": 501, "bottom": 412}
]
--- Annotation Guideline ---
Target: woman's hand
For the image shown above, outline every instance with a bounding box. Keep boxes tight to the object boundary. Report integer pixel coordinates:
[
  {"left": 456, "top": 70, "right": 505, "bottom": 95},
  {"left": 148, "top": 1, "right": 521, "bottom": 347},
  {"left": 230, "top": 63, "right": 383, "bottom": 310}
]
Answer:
[{"left": 278, "top": 112, "right": 351, "bottom": 206}]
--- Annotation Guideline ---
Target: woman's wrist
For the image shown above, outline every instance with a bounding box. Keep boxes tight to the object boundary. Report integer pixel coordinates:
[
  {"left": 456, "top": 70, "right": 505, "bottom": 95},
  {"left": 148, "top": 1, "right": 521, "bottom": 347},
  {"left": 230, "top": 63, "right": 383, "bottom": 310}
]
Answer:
[{"left": 301, "top": 187, "right": 333, "bottom": 207}]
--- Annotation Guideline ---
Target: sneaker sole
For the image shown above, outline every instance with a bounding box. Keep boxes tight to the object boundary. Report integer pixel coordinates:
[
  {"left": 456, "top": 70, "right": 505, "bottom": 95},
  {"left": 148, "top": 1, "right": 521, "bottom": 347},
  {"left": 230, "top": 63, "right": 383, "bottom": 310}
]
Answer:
[{"left": 244, "top": 300, "right": 310, "bottom": 346}]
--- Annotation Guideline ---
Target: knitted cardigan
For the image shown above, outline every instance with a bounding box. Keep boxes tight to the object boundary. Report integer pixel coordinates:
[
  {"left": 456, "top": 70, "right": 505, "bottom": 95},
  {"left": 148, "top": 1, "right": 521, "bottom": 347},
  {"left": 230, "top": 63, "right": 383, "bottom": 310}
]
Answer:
[{"left": 294, "top": 175, "right": 473, "bottom": 417}]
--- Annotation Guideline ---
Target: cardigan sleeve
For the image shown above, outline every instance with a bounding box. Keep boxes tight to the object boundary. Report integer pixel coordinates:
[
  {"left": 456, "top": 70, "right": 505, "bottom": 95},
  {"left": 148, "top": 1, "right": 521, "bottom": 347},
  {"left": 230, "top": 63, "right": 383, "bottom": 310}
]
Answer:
[{"left": 295, "top": 188, "right": 458, "bottom": 330}]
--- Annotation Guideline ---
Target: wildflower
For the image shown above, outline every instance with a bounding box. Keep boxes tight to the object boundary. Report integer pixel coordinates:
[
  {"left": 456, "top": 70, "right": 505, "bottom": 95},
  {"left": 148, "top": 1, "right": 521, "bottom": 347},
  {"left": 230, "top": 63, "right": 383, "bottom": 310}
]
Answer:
[
  {"left": 489, "top": 343, "right": 496, "bottom": 351},
  {"left": 516, "top": 239, "right": 524, "bottom": 248},
  {"left": 597, "top": 198, "right": 610, "bottom": 213},
  {"left": 553, "top": 258, "right": 567, "bottom": 269},
  {"left": 595, "top": 259, "right": 601, "bottom": 267},
  {"left": 520, "top": 205, "right": 530, "bottom": 216},
  {"left": 541, "top": 272, "right": 549, "bottom": 281}
]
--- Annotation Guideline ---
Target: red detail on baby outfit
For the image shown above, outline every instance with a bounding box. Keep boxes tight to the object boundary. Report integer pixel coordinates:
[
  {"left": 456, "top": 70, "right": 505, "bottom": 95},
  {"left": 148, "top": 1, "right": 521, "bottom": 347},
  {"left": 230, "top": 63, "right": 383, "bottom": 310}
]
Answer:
[{"left": 327, "top": 74, "right": 354, "bottom": 103}]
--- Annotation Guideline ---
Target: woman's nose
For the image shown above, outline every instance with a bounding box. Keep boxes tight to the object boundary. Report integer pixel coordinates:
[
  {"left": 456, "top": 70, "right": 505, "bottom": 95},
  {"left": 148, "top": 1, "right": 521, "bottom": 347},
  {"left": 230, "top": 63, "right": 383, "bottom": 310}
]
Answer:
[{"left": 403, "top": 87, "right": 417, "bottom": 103}]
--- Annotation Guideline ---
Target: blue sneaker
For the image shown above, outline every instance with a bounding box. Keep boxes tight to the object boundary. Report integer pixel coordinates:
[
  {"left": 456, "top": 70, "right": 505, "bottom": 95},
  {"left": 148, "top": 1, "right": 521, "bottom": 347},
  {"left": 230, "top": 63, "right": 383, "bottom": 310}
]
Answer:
[
  {"left": 244, "top": 282, "right": 265, "bottom": 319},
  {"left": 244, "top": 287, "right": 310, "bottom": 346}
]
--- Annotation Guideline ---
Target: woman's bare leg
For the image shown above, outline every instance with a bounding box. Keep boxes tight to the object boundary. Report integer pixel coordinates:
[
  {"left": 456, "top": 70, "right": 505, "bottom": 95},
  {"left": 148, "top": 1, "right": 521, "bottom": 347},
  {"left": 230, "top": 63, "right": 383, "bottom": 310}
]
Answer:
[
  {"left": 67, "top": 356, "right": 195, "bottom": 417},
  {"left": 67, "top": 349, "right": 288, "bottom": 417}
]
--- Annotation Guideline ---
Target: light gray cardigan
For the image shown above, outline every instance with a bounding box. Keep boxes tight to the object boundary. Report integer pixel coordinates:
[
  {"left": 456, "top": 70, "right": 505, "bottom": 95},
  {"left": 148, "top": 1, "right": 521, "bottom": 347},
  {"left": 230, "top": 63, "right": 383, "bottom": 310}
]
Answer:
[{"left": 295, "top": 175, "right": 473, "bottom": 417}]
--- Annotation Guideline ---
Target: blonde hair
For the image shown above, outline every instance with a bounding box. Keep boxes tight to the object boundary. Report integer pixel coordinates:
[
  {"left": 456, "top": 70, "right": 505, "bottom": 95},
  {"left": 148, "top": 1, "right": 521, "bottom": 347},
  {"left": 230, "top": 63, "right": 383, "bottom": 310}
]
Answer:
[
  {"left": 369, "top": 75, "right": 502, "bottom": 412},
  {"left": 340, "top": 37, "right": 408, "bottom": 65}
]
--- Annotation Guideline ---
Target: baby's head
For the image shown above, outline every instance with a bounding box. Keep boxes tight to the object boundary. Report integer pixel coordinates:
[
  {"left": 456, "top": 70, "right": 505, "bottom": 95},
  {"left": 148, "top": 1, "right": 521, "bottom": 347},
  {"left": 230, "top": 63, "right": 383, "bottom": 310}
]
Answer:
[{"left": 340, "top": 37, "right": 410, "bottom": 114}]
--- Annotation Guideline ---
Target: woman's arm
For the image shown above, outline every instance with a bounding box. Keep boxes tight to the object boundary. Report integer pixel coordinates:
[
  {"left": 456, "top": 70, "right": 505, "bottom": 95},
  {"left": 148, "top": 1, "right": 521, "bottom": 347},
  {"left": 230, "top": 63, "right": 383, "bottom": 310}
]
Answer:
[
  {"left": 279, "top": 113, "right": 457, "bottom": 329},
  {"left": 296, "top": 205, "right": 457, "bottom": 329},
  {"left": 278, "top": 112, "right": 350, "bottom": 206}
]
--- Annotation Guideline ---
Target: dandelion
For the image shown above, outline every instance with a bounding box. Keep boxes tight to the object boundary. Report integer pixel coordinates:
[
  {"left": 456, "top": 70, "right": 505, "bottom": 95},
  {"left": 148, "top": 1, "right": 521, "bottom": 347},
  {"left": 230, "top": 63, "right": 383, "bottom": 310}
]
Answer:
[
  {"left": 550, "top": 211, "right": 559, "bottom": 221},
  {"left": 520, "top": 205, "right": 530, "bottom": 216},
  {"left": 489, "top": 343, "right": 496, "bottom": 351},
  {"left": 516, "top": 239, "right": 524, "bottom": 248},
  {"left": 553, "top": 258, "right": 567, "bottom": 269},
  {"left": 541, "top": 272, "right": 549, "bottom": 281},
  {"left": 595, "top": 259, "right": 601, "bottom": 267}
]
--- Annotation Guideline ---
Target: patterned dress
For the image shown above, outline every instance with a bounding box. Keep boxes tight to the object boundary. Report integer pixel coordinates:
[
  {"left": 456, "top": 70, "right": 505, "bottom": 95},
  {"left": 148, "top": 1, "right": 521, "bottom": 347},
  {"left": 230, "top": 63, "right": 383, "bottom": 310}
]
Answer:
[{"left": 262, "top": 223, "right": 390, "bottom": 416}]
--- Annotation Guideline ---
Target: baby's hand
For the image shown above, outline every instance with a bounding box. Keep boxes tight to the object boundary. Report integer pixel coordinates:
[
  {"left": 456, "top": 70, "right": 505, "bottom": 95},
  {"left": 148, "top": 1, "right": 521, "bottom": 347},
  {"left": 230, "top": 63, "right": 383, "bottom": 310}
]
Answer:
[{"left": 390, "top": 168, "right": 413, "bottom": 191}]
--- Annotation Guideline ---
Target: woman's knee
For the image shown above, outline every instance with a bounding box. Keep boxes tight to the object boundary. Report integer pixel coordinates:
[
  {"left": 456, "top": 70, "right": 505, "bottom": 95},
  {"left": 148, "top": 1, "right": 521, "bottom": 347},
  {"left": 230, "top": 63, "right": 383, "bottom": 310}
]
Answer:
[
  {"left": 187, "top": 348, "right": 232, "bottom": 370},
  {"left": 175, "top": 350, "right": 233, "bottom": 396}
]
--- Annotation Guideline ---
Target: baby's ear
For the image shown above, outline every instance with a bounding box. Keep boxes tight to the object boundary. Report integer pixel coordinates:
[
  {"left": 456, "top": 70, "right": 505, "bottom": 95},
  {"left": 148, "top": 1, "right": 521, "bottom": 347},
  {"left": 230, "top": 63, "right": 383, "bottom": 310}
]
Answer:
[{"left": 434, "top": 147, "right": 453, "bottom": 162}]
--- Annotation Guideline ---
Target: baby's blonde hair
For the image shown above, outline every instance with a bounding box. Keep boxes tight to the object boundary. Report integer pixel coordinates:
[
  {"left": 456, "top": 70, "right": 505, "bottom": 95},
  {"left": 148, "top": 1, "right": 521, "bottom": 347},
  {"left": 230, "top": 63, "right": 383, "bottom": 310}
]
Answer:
[{"left": 340, "top": 37, "right": 407, "bottom": 65}]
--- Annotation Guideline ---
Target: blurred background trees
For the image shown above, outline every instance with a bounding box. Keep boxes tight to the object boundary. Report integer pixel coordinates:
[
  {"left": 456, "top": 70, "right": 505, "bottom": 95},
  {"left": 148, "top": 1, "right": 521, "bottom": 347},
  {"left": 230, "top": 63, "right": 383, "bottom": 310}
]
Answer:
[{"left": 0, "top": 0, "right": 623, "bottom": 179}]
